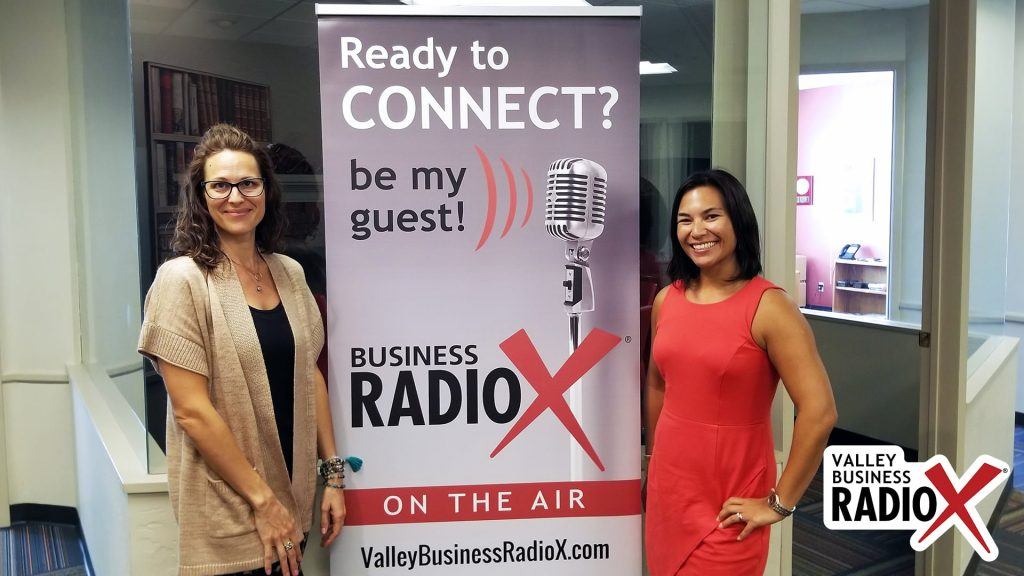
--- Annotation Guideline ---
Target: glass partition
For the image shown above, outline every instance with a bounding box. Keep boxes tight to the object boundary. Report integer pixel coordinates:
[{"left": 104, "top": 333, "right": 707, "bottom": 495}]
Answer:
[
  {"left": 795, "top": 2, "right": 931, "bottom": 574},
  {"left": 966, "top": 0, "right": 1014, "bottom": 375},
  {"left": 130, "top": 0, "right": 338, "bottom": 473},
  {"left": 798, "top": 1, "right": 930, "bottom": 325},
  {"left": 65, "top": 0, "right": 150, "bottom": 460}
]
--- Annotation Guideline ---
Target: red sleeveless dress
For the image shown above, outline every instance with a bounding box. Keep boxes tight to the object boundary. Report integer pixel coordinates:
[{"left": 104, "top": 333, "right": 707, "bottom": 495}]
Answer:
[{"left": 646, "top": 277, "right": 781, "bottom": 575}]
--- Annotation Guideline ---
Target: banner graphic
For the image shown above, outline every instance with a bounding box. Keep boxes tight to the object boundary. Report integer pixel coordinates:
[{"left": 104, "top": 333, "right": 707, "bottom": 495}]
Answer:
[{"left": 317, "top": 6, "right": 641, "bottom": 575}]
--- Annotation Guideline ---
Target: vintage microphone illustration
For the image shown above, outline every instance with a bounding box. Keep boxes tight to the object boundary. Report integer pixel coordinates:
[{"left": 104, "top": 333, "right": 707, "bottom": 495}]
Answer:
[{"left": 545, "top": 157, "right": 607, "bottom": 478}]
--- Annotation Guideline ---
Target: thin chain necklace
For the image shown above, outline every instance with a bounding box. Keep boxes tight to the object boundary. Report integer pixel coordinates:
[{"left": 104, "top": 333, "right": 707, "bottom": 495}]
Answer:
[{"left": 226, "top": 253, "right": 266, "bottom": 292}]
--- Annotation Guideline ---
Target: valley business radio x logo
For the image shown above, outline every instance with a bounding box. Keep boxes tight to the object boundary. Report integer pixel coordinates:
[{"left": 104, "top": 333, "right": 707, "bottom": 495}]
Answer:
[{"left": 824, "top": 446, "right": 1009, "bottom": 561}]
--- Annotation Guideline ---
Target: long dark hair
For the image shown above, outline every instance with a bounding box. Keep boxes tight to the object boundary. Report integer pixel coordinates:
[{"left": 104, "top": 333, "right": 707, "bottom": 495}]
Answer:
[
  {"left": 666, "top": 169, "right": 762, "bottom": 285},
  {"left": 172, "top": 123, "right": 286, "bottom": 271}
]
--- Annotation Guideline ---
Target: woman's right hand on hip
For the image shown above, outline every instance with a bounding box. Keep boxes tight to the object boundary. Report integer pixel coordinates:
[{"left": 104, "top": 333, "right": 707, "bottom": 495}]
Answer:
[{"left": 253, "top": 496, "right": 303, "bottom": 576}]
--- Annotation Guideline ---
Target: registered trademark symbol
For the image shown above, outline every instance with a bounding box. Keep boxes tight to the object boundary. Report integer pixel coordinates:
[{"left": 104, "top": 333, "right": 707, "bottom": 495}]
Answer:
[
  {"left": 1004, "top": 468, "right": 1009, "bottom": 474},
  {"left": 624, "top": 336, "right": 632, "bottom": 343}
]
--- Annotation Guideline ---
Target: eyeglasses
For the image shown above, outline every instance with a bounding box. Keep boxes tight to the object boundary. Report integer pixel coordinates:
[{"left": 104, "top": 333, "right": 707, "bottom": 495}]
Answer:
[{"left": 201, "top": 178, "right": 265, "bottom": 199}]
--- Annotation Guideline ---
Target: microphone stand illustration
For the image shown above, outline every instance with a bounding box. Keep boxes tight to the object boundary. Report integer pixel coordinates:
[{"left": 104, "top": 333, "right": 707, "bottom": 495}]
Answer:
[{"left": 545, "top": 158, "right": 607, "bottom": 480}]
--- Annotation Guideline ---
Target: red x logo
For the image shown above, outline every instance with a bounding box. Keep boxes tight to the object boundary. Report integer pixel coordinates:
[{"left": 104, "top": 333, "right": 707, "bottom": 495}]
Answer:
[
  {"left": 916, "top": 460, "right": 1003, "bottom": 553},
  {"left": 490, "top": 328, "right": 621, "bottom": 471}
]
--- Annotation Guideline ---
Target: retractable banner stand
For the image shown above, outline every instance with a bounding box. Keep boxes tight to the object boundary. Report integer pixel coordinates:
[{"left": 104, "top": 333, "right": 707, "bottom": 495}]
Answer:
[{"left": 316, "top": 5, "right": 642, "bottom": 574}]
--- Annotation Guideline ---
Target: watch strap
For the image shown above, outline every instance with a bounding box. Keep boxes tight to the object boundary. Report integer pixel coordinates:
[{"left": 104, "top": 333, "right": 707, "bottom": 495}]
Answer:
[{"left": 768, "top": 489, "right": 796, "bottom": 517}]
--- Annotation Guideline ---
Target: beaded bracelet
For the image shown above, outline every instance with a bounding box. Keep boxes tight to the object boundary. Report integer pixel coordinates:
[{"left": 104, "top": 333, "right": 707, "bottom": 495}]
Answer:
[{"left": 317, "top": 456, "right": 363, "bottom": 488}]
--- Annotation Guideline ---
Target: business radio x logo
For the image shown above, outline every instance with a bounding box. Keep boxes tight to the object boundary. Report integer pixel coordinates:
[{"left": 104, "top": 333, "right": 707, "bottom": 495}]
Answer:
[
  {"left": 489, "top": 328, "right": 620, "bottom": 471},
  {"left": 824, "top": 446, "right": 1009, "bottom": 561}
]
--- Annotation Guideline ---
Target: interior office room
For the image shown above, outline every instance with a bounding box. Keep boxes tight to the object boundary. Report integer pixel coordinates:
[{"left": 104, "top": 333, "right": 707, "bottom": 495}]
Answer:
[{"left": 0, "top": 0, "right": 1020, "bottom": 575}]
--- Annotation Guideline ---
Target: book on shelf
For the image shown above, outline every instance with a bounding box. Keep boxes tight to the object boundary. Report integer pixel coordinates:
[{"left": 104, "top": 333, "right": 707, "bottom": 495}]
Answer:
[
  {"left": 244, "top": 85, "right": 252, "bottom": 136},
  {"left": 201, "top": 76, "right": 213, "bottom": 132},
  {"left": 188, "top": 77, "right": 199, "bottom": 135},
  {"left": 210, "top": 76, "right": 220, "bottom": 130},
  {"left": 233, "top": 84, "right": 243, "bottom": 134},
  {"left": 148, "top": 64, "right": 272, "bottom": 138},
  {"left": 156, "top": 212, "right": 175, "bottom": 262},
  {"left": 174, "top": 141, "right": 185, "bottom": 207},
  {"left": 160, "top": 69, "right": 172, "bottom": 133},
  {"left": 155, "top": 142, "right": 167, "bottom": 207},
  {"left": 148, "top": 66, "right": 161, "bottom": 134},
  {"left": 197, "top": 75, "right": 207, "bottom": 133},
  {"left": 153, "top": 141, "right": 196, "bottom": 209},
  {"left": 172, "top": 72, "right": 184, "bottom": 133},
  {"left": 164, "top": 143, "right": 177, "bottom": 207}
]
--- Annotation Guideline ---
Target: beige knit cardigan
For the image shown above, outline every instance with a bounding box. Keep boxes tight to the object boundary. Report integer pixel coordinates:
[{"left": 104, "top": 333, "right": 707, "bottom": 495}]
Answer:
[{"left": 138, "top": 254, "right": 324, "bottom": 576}]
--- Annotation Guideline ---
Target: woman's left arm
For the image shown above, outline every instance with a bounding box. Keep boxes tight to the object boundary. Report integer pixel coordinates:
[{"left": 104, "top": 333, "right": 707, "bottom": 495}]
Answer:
[
  {"left": 314, "top": 367, "right": 347, "bottom": 547},
  {"left": 718, "top": 289, "right": 838, "bottom": 540}
]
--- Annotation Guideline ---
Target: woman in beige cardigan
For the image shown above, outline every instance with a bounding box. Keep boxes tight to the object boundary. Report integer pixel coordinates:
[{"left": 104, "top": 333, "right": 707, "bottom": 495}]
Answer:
[{"left": 139, "top": 124, "right": 345, "bottom": 576}]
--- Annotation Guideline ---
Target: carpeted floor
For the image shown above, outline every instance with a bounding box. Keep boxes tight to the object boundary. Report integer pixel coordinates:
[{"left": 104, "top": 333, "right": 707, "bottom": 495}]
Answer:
[
  {"left": 0, "top": 523, "right": 86, "bottom": 576},
  {"left": 975, "top": 490, "right": 1024, "bottom": 575}
]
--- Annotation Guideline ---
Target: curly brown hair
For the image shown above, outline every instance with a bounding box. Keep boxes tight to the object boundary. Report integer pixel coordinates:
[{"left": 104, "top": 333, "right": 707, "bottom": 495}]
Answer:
[{"left": 171, "top": 124, "right": 286, "bottom": 271}]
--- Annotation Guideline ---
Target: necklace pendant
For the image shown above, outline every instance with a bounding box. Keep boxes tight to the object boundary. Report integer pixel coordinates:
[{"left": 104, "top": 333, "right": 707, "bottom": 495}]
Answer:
[{"left": 256, "top": 285, "right": 263, "bottom": 292}]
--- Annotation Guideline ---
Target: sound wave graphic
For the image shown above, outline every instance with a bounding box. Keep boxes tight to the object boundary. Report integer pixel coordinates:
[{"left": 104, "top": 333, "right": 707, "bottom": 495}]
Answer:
[{"left": 474, "top": 145, "right": 535, "bottom": 251}]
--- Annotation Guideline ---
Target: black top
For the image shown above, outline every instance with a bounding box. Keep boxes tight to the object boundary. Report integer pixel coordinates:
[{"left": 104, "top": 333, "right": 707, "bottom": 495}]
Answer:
[{"left": 249, "top": 302, "right": 296, "bottom": 478}]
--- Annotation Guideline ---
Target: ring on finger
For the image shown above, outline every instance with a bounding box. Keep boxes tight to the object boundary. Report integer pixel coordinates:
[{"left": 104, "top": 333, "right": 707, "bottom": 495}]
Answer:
[
  {"left": 735, "top": 512, "right": 745, "bottom": 521},
  {"left": 284, "top": 540, "right": 295, "bottom": 551}
]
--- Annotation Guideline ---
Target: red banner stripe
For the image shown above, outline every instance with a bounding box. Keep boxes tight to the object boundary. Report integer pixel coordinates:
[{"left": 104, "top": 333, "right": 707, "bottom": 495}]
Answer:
[{"left": 345, "top": 479, "right": 641, "bottom": 526}]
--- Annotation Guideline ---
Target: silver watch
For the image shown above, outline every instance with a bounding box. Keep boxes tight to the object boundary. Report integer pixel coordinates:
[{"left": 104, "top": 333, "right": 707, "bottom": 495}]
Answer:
[{"left": 768, "top": 489, "right": 796, "bottom": 517}]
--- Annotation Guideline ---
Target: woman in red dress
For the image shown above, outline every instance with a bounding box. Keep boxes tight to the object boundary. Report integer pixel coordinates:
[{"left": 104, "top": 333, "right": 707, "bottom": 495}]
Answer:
[{"left": 645, "top": 170, "right": 837, "bottom": 575}]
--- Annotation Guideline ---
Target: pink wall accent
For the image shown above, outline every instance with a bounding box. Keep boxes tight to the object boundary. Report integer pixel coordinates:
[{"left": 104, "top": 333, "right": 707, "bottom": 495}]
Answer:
[{"left": 797, "top": 74, "right": 894, "bottom": 309}]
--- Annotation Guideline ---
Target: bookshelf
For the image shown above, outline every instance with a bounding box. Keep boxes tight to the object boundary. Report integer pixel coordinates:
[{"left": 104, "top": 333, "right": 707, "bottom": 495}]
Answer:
[
  {"left": 143, "top": 62, "right": 272, "bottom": 265},
  {"left": 833, "top": 259, "right": 888, "bottom": 316}
]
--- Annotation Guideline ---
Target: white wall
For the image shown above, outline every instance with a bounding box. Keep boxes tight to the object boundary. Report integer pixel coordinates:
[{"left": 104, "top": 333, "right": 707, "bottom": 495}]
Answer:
[
  {"left": 801, "top": 7, "right": 929, "bottom": 323},
  {"left": 71, "top": 363, "right": 179, "bottom": 576},
  {"left": 3, "top": 383, "right": 75, "bottom": 506},
  {"left": 961, "top": 336, "right": 1018, "bottom": 574},
  {"left": 0, "top": 2, "right": 79, "bottom": 372},
  {"left": 0, "top": 0, "right": 81, "bottom": 508},
  {"left": 72, "top": 376, "right": 134, "bottom": 576}
]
